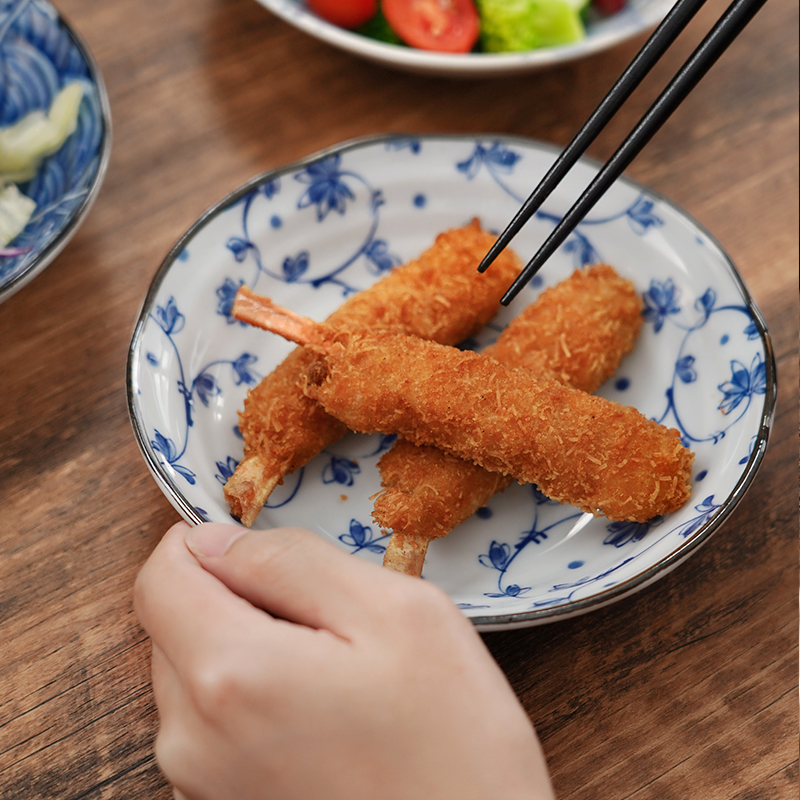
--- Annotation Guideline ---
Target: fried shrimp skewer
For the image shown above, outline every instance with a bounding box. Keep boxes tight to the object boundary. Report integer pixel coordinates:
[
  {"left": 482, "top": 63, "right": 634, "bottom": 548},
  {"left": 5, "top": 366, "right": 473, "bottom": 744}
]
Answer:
[
  {"left": 236, "top": 294, "right": 694, "bottom": 524},
  {"left": 225, "top": 221, "right": 523, "bottom": 526},
  {"left": 377, "top": 444, "right": 509, "bottom": 575},
  {"left": 376, "top": 264, "right": 644, "bottom": 575}
]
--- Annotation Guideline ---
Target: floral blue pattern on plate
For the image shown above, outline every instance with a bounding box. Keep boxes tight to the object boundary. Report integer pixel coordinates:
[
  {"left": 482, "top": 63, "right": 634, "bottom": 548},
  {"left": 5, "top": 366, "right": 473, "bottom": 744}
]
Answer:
[
  {"left": 255, "top": 0, "right": 676, "bottom": 78},
  {"left": 0, "top": 0, "right": 111, "bottom": 302},
  {"left": 127, "top": 134, "right": 775, "bottom": 631}
]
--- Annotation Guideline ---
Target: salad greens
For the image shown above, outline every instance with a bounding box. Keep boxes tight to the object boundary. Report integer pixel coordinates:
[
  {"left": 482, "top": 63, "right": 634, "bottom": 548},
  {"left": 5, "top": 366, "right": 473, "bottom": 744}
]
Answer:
[
  {"left": 477, "top": 0, "right": 586, "bottom": 51},
  {"left": 356, "top": 7, "right": 404, "bottom": 44}
]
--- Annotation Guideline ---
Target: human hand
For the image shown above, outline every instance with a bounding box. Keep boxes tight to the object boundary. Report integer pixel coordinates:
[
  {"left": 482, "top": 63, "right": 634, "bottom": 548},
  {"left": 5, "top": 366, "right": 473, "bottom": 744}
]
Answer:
[{"left": 134, "top": 521, "right": 554, "bottom": 800}]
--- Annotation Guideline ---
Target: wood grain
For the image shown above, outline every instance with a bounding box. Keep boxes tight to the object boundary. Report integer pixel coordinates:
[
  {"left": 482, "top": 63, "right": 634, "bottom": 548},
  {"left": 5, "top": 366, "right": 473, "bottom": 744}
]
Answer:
[{"left": 0, "top": 0, "right": 796, "bottom": 796}]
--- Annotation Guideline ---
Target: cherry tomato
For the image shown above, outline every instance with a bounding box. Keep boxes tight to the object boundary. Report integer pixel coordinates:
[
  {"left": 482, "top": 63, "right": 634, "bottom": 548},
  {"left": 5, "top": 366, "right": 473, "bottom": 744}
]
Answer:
[
  {"left": 382, "top": 0, "right": 480, "bottom": 53},
  {"left": 307, "top": 0, "right": 377, "bottom": 29},
  {"left": 592, "top": 0, "right": 626, "bottom": 14}
]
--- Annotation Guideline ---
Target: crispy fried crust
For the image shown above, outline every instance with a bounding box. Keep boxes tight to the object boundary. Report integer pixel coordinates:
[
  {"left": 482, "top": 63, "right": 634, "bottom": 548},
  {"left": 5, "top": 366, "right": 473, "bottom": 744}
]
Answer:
[
  {"left": 375, "top": 264, "right": 644, "bottom": 574},
  {"left": 377, "top": 440, "right": 513, "bottom": 573},
  {"left": 485, "top": 264, "right": 643, "bottom": 393},
  {"left": 303, "top": 329, "right": 693, "bottom": 524},
  {"left": 225, "top": 220, "right": 523, "bottom": 526}
]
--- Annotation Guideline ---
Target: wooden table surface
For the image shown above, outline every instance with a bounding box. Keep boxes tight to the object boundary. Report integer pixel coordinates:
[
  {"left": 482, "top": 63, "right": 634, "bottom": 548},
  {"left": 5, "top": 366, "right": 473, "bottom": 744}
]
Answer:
[{"left": 1, "top": 0, "right": 797, "bottom": 797}]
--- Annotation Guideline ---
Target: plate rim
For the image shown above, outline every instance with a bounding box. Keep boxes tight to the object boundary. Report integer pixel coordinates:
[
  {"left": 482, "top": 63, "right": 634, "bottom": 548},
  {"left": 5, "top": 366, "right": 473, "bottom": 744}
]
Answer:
[
  {"left": 126, "top": 132, "right": 777, "bottom": 630},
  {"left": 0, "top": 0, "right": 113, "bottom": 303}
]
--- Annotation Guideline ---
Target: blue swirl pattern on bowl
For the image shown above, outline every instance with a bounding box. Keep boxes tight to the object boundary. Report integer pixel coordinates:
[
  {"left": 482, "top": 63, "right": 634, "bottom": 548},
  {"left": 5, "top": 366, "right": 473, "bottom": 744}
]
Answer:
[
  {"left": 128, "top": 134, "right": 776, "bottom": 630},
  {"left": 0, "top": 0, "right": 111, "bottom": 301}
]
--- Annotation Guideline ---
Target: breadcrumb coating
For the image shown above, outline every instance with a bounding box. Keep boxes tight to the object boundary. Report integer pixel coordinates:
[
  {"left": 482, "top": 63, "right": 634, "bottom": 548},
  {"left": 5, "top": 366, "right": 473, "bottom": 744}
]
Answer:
[
  {"left": 236, "top": 293, "right": 693, "bottom": 524},
  {"left": 300, "top": 329, "right": 692, "bottom": 524},
  {"left": 377, "top": 441, "right": 511, "bottom": 574},
  {"left": 225, "top": 220, "right": 523, "bottom": 526},
  {"left": 485, "top": 264, "right": 643, "bottom": 394},
  {"left": 375, "top": 264, "right": 644, "bottom": 574}
]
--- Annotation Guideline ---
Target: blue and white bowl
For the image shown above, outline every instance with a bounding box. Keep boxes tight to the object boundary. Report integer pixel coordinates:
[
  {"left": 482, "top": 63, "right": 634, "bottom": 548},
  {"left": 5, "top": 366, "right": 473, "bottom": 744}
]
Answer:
[
  {"left": 127, "top": 134, "right": 775, "bottom": 630},
  {"left": 256, "top": 0, "right": 675, "bottom": 77},
  {"left": 0, "top": 0, "right": 111, "bottom": 303}
]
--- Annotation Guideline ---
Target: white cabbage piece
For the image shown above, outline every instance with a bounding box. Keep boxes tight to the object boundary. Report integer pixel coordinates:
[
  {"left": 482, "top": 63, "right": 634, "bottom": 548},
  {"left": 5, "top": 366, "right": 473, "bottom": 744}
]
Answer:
[
  {"left": 0, "top": 82, "right": 85, "bottom": 250},
  {"left": 0, "top": 183, "right": 37, "bottom": 248},
  {"left": 0, "top": 82, "right": 84, "bottom": 183}
]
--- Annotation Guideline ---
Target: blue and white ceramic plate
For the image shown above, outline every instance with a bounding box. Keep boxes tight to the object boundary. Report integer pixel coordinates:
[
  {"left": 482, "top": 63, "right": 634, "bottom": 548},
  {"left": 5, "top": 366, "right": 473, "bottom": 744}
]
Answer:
[
  {"left": 256, "top": 0, "right": 675, "bottom": 78},
  {"left": 0, "top": 0, "right": 111, "bottom": 303},
  {"left": 128, "top": 134, "right": 775, "bottom": 630}
]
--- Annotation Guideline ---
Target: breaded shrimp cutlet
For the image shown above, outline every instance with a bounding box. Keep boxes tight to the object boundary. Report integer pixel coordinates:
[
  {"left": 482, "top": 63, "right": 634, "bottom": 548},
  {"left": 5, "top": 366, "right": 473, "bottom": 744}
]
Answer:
[
  {"left": 375, "top": 264, "right": 644, "bottom": 575},
  {"left": 235, "top": 293, "right": 694, "bottom": 525},
  {"left": 225, "top": 220, "right": 523, "bottom": 526}
]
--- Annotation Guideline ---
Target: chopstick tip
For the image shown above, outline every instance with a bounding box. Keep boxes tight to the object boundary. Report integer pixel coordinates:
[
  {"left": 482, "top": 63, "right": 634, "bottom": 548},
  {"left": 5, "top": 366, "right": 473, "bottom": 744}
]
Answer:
[
  {"left": 477, "top": 248, "right": 498, "bottom": 273},
  {"left": 500, "top": 286, "right": 518, "bottom": 306}
]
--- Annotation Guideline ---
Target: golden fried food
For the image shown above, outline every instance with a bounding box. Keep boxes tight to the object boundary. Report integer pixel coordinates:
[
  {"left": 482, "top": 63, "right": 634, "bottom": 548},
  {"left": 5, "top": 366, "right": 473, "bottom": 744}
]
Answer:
[
  {"left": 225, "top": 220, "right": 523, "bottom": 526},
  {"left": 236, "top": 294, "right": 694, "bottom": 524},
  {"left": 375, "top": 264, "right": 644, "bottom": 575},
  {"left": 485, "top": 264, "right": 643, "bottom": 394},
  {"left": 377, "top": 441, "right": 510, "bottom": 575}
]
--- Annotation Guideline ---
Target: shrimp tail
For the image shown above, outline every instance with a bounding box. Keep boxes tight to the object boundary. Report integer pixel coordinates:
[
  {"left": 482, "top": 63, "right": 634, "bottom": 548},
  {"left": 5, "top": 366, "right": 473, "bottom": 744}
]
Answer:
[{"left": 233, "top": 287, "right": 330, "bottom": 353}]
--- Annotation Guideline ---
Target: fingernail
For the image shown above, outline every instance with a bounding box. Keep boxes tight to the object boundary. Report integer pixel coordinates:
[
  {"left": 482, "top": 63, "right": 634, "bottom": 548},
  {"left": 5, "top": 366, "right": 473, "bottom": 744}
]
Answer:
[{"left": 185, "top": 524, "right": 245, "bottom": 558}]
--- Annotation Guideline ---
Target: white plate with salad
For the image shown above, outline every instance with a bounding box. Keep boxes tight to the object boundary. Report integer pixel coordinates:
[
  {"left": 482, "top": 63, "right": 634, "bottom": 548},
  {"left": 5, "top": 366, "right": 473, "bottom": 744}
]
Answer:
[
  {"left": 0, "top": 0, "right": 111, "bottom": 303},
  {"left": 256, "top": 0, "right": 676, "bottom": 77}
]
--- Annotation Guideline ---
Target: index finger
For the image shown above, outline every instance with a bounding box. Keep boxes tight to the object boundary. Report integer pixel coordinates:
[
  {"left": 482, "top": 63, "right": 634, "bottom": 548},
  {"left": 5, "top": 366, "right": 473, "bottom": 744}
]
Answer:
[
  {"left": 133, "top": 522, "right": 289, "bottom": 675},
  {"left": 184, "top": 523, "right": 442, "bottom": 640}
]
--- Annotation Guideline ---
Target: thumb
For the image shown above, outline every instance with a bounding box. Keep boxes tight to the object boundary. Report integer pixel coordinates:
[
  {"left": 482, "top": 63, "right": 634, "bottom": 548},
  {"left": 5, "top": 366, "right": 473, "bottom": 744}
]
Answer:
[{"left": 184, "top": 522, "right": 406, "bottom": 637}]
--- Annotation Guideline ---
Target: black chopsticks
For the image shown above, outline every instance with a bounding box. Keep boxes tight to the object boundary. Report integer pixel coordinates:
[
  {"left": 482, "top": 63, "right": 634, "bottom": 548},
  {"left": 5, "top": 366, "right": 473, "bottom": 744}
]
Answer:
[{"left": 479, "top": 0, "right": 768, "bottom": 305}]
